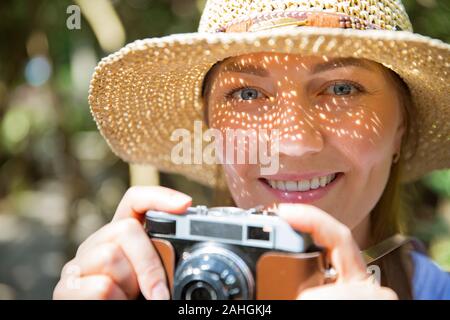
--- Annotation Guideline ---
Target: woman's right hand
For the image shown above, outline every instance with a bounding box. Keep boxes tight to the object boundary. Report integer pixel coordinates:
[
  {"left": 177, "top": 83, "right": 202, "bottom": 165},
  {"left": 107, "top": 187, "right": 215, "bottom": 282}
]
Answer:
[{"left": 53, "top": 186, "right": 192, "bottom": 300}]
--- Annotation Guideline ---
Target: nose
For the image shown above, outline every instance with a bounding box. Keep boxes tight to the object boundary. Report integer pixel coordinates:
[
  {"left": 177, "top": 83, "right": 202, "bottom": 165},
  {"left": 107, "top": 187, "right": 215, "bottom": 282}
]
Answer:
[{"left": 272, "top": 101, "right": 324, "bottom": 158}]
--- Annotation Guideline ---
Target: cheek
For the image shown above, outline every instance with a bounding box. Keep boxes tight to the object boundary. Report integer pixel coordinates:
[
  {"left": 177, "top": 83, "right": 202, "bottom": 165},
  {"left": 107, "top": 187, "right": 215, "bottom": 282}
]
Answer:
[
  {"left": 324, "top": 100, "right": 401, "bottom": 169},
  {"left": 222, "top": 163, "right": 250, "bottom": 184},
  {"left": 320, "top": 100, "right": 402, "bottom": 226},
  {"left": 209, "top": 101, "right": 254, "bottom": 131},
  {"left": 210, "top": 106, "right": 272, "bottom": 208},
  {"left": 209, "top": 100, "right": 237, "bottom": 127},
  {"left": 222, "top": 163, "right": 258, "bottom": 208}
]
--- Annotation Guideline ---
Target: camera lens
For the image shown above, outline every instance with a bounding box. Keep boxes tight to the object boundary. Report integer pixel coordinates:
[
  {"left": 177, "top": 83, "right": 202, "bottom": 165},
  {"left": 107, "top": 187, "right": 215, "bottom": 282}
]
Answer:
[
  {"left": 173, "top": 243, "right": 254, "bottom": 300},
  {"left": 184, "top": 281, "right": 216, "bottom": 300}
]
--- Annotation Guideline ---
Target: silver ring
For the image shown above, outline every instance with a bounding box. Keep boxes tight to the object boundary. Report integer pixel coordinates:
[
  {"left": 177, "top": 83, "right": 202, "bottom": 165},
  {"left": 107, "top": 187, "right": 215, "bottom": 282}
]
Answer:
[{"left": 324, "top": 267, "right": 338, "bottom": 282}]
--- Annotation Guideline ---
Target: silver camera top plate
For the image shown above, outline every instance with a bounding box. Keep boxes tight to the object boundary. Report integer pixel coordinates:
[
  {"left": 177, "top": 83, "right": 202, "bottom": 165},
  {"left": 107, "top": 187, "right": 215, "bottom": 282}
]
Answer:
[{"left": 146, "top": 205, "right": 312, "bottom": 253}]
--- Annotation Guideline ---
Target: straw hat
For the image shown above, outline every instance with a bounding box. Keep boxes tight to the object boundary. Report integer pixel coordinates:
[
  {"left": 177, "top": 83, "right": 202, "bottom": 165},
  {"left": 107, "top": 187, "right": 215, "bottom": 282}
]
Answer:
[{"left": 89, "top": 0, "right": 450, "bottom": 189}]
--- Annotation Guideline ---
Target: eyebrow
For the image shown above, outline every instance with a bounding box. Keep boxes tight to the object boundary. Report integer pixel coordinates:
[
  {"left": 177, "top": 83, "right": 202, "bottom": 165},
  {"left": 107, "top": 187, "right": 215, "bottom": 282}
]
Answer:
[
  {"left": 218, "top": 57, "right": 376, "bottom": 78},
  {"left": 311, "top": 57, "right": 376, "bottom": 74},
  {"left": 221, "top": 63, "right": 271, "bottom": 77}
]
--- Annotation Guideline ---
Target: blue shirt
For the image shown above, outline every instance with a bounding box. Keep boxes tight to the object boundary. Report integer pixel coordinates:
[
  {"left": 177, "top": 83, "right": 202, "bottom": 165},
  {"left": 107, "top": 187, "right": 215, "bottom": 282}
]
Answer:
[{"left": 412, "top": 251, "right": 450, "bottom": 299}]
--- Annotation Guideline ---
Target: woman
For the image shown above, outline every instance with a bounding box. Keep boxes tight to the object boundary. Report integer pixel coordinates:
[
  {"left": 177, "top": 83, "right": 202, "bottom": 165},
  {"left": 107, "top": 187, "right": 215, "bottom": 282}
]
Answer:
[{"left": 54, "top": 0, "right": 450, "bottom": 299}]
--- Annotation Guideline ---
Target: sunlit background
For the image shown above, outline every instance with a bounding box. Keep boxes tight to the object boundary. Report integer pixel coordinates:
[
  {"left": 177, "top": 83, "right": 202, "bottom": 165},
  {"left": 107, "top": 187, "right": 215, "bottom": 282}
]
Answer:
[{"left": 0, "top": 0, "right": 449, "bottom": 299}]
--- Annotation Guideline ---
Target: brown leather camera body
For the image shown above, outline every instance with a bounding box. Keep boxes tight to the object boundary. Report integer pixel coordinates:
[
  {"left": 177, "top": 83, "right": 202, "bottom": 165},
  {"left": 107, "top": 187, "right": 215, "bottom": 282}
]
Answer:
[{"left": 152, "top": 238, "right": 328, "bottom": 300}]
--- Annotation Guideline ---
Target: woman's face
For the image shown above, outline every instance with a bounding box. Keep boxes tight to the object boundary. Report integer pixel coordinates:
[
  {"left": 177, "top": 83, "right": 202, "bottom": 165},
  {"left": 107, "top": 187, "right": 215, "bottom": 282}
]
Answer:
[{"left": 206, "top": 52, "right": 405, "bottom": 241}]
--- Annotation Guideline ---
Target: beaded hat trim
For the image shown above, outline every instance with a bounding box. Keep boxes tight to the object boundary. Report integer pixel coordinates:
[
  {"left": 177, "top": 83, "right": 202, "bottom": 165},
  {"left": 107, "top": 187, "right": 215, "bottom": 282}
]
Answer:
[{"left": 218, "top": 11, "right": 393, "bottom": 33}]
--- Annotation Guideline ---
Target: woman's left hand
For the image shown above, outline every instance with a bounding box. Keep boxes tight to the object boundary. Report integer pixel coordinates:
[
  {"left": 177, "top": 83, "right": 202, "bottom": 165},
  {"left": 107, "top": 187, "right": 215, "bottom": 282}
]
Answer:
[{"left": 277, "top": 203, "right": 398, "bottom": 300}]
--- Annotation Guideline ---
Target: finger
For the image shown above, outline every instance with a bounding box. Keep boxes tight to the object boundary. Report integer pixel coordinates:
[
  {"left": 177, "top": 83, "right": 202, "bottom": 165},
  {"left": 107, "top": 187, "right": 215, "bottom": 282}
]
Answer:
[
  {"left": 76, "top": 185, "right": 191, "bottom": 256},
  {"left": 277, "top": 203, "right": 367, "bottom": 282},
  {"left": 113, "top": 186, "right": 192, "bottom": 222},
  {"left": 76, "top": 218, "right": 170, "bottom": 300},
  {"left": 298, "top": 283, "right": 352, "bottom": 300},
  {"left": 113, "top": 219, "right": 170, "bottom": 299},
  {"left": 53, "top": 275, "right": 127, "bottom": 300},
  {"left": 68, "top": 242, "right": 139, "bottom": 299}
]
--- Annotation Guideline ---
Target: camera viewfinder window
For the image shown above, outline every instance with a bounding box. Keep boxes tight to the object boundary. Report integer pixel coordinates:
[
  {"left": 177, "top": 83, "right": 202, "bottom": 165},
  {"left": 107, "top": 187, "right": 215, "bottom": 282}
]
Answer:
[{"left": 247, "top": 226, "right": 270, "bottom": 241}]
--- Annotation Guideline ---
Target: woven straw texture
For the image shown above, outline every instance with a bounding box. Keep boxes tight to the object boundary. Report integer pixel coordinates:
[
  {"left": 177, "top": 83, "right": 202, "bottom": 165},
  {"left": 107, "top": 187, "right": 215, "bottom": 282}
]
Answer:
[{"left": 89, "top": 0, "right": 450, "bottom": 188}]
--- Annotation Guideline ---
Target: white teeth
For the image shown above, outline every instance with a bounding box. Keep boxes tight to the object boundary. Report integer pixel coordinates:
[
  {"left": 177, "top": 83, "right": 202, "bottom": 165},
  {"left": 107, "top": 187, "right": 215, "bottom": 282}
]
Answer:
[
  {"left": 310, "top": 177, "right": 319, "bottom": 189},
  {"left": 266, "top": 173, "right": 338, "bottom": 192},
  {"left": 277, "top": 180, "right": 286, "bottom": 191},
  {"left": 298, "top": 180, "right": 310, "bottom": 191},
  {"left": 285, "top": 181, "right": 297, "bottom": 191}
]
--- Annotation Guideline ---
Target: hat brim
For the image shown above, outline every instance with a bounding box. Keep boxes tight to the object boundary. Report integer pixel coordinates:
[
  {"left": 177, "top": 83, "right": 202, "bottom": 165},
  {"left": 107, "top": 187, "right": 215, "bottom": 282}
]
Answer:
[{"left": 89, "top": 27, "right": 450, "bottom": 188}]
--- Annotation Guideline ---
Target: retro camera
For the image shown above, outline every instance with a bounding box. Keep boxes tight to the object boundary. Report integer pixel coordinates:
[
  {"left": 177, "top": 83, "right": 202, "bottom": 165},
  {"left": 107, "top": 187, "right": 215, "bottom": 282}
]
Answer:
[{"left": 145, "top": 206, "right": 327, "bottom": 300}]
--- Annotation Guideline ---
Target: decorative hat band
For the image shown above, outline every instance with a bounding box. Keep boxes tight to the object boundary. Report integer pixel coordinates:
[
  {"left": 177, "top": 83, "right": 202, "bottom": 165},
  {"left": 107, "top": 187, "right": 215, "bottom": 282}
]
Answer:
[{"left": 217, "top": 11, "right": 403, "bottom": 33}]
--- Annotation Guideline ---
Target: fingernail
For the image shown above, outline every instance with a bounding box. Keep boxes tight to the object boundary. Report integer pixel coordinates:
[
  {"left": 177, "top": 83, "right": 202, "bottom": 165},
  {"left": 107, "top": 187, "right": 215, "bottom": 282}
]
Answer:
[
  {"left": 151, "top": 282, "right": 170, "bottom": 300},
  {"left": 170, "top": 193, "right": 192, "bottom": 205}
]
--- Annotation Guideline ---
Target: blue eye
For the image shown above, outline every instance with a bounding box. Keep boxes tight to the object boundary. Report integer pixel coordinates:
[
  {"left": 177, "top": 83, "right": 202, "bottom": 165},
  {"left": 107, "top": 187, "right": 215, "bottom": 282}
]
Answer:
[
  {"left": 231, "top": 88, "right": 262, "bottom": 100},
  {"left": 325, "top": 82, "right": 361, "bottom": 96}
]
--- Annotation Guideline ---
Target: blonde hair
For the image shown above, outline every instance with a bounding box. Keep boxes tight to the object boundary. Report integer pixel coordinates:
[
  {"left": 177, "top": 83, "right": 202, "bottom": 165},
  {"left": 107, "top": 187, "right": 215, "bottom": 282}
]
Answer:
[{"left": 370, "top": 66, "right": 417, "bottom": 243}]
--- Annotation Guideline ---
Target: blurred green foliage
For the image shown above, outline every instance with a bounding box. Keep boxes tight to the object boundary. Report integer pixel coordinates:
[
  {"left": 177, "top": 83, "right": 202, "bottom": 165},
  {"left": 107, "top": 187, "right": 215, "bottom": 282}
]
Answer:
[
  {"left": 403, "top": 0, "right": 450, "bottom": 42},
  {"left": 423, "top": 170, "right": 450, "bottom": 198},
  {"left": 0, "top": 0, "right": 449, "bottom": 299}
]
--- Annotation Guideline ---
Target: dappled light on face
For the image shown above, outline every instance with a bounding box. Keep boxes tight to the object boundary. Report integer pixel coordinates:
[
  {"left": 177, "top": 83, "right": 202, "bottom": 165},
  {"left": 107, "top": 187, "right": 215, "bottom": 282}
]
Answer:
[
  {"left": 209, "top": 52, "right": 384, "bottom": 147},
  {"left": 205, "top": 52, "right": 401, "bottom": 209}
]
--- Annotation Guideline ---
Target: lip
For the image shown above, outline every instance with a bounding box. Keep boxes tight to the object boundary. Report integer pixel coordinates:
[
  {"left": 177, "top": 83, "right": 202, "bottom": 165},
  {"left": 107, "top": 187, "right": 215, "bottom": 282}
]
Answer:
[{"left": 258, "top": 172, "right": 343, "bottom": 204}]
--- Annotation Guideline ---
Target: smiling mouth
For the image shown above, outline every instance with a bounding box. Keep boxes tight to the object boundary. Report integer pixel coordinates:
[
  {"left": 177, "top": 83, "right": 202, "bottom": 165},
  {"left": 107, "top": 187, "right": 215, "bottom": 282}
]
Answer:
[{"left": 259, "top": 172, "right": 341, "bottom": 192}]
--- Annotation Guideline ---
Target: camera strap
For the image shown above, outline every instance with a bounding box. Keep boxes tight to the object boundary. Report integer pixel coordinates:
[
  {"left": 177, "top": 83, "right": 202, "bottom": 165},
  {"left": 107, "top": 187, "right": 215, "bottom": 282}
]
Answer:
[{"left": 361, "top": 233, "right": 411, "bottom": 265}]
